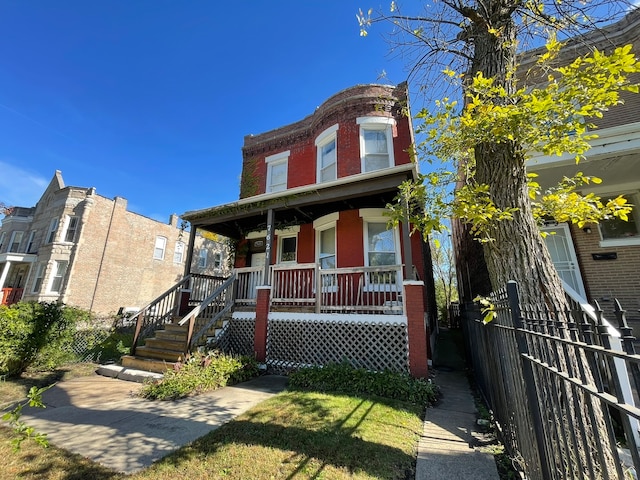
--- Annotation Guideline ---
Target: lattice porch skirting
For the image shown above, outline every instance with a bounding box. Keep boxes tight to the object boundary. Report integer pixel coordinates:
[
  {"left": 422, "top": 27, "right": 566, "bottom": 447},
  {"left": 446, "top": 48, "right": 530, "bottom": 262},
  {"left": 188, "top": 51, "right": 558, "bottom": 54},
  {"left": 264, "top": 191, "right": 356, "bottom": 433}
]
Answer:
[{"left": 218, "top": 312, "right": 410, "bottom": 375}]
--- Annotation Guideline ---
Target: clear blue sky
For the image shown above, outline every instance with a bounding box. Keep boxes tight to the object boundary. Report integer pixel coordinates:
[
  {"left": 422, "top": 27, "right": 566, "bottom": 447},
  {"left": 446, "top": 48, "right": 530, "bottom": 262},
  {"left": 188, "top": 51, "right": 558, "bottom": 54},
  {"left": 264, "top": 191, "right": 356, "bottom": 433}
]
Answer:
[{"left": 0, "top": 1, "right": 416, "bottom": 222}]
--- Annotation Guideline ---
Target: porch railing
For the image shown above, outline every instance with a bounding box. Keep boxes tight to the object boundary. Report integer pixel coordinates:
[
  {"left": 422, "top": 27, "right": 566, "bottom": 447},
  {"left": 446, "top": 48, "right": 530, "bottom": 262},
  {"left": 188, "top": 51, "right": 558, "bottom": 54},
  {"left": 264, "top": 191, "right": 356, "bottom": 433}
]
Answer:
[
  {"left": 235, "top": 266, "right": 265, "bottom": 306},
  {"left": 270, "top": 264, "right": 404, "bottom": 314},
  {"left": 130, "top": 276, "right": 191, "bottom": 355},
  {"left": 1, "top": 287, "right": 23, "bottom": 306}
]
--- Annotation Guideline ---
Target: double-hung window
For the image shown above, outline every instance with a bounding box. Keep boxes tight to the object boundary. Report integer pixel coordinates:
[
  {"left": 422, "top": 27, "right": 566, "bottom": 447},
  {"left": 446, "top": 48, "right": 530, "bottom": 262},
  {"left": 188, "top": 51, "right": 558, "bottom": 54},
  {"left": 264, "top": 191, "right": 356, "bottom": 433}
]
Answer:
[
  {"left": 64, "top": 216, "right": 79, "bottom": 242},
  {"left": 279, "top": 235, "right": 297, "bottom": 263},
  {"left": 360, "top": 209, "right": 401, "bottom": 288},
  {"left": 265, "top": 151, "right": 289, "bottom": 193},
  {"left": 9, "top": 231, "right": 23, "bottom": 252},
  {"left": 154, "top": 236, "right": 167, "bottom": 260},
  {"left": 174, "top": 241, "right": 185, "bottom": 264},
  {"left": 32, "top": 263, "right": 45, "bottom": 293},
  {"left": 198, "top": 250, "right": 207, "bottom": 268},
  {"left": 46, "top": 219, "right": 59, "bottom": 243},
  {"left": 213, "top": 252, "right": 222, "bottom": 269},
  {"left": 315, "top": 124, "right": 339, "bottom": 183},
  {"left": 357, "top": 117, "right": 395, "bottom": 173},
  {"left": 50, "top": 260, "right": 68, "bottom": 293},
  {"left": 26, "top": 231, "right": 37, "bottom": 253},
  {"left": 0, "top": 232, "right": 5, "bottom": 252}
]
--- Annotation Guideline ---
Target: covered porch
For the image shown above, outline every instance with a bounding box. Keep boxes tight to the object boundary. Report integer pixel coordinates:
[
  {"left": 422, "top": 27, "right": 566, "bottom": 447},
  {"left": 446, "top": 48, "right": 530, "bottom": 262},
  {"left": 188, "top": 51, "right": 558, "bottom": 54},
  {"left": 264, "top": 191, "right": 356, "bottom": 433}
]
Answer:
[{"left": 0, "top": 253, "right": 35, "bottom": 306}]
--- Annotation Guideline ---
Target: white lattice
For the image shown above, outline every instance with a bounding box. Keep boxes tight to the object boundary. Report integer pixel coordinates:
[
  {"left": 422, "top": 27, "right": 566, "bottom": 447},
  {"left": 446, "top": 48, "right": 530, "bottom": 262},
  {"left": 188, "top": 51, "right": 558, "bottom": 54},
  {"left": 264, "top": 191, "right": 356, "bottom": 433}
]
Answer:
[
  {"left": 266, "top": 318, "right": 409, "bottom": 374},
  {"left": 214, "top": 318, "right": 255, "bottom": 356}
]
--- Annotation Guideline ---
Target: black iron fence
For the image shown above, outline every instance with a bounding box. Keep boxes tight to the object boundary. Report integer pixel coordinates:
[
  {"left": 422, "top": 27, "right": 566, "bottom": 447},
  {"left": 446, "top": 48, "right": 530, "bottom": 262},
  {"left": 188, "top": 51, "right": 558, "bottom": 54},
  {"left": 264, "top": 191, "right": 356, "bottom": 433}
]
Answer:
[{"left": 462, "top": 281, "right": 640, "bottom": 480}]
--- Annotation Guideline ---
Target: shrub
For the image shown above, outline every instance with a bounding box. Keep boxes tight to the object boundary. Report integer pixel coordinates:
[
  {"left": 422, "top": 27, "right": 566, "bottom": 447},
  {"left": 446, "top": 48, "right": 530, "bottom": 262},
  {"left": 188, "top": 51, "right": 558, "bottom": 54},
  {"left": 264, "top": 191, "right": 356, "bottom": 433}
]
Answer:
[
  {"left": 0, "top": 302, "right": 79, "bottom": 377},
  {"left": 139, "top": 351, "right": 259, "bottom": 400},
  {"left": 288, "top": 361, "right": 440, "bottom": 406}
]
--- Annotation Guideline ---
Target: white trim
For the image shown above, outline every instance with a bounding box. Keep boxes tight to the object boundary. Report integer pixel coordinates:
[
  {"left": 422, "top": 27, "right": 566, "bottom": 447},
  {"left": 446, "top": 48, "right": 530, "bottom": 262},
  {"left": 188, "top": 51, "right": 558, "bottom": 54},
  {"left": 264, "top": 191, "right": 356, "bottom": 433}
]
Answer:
[
  {"left": 357, "top": 117, "right": 396, "bottom": 173},
  {"left": 359, "top": 208, "right": 388, "bottom": 219},
  {"left": 267, "top": 311, "right": 407, "bottom": 325},
  {"left": 314, "top": 124, "right": 339, "bottom": 146},
  {"left": 277, "top": 232, "right": 298, "bottom": 263},
  {"left": 313, "top": 212, "right": 339, "bottom": 229},
  {"left": 265, "top": 150, "right": 291, "bottom": 163},
  {"left": 599, "top": 237, "right": 640, "bottom": 247},
  {"left": 356, "top": 116, "right": 396, "bottom": 126}
]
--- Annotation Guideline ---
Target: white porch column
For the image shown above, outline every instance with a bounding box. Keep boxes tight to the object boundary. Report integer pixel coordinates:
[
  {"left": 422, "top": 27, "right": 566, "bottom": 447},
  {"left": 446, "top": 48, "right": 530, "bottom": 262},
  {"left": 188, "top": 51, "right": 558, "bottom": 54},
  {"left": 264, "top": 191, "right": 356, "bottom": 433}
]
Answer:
[{"left": 0, "top": 261, "right": 11, "bottom": 290}]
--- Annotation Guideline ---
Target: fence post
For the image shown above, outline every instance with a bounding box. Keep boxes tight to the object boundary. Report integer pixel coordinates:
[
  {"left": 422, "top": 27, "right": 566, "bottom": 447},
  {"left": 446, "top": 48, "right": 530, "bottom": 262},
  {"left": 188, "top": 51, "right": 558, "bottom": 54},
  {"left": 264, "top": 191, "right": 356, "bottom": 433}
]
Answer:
[{"left": 506, "top": 281, "right": 552, "bottom": 480}]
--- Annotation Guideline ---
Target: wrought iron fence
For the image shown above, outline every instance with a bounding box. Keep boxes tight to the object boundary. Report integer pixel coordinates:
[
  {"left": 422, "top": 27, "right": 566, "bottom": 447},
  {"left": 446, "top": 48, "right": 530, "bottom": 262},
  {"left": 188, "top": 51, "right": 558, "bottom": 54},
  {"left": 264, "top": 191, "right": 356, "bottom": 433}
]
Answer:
[{"left": 462, "top": 281, "right": 640, "bottom": 480}]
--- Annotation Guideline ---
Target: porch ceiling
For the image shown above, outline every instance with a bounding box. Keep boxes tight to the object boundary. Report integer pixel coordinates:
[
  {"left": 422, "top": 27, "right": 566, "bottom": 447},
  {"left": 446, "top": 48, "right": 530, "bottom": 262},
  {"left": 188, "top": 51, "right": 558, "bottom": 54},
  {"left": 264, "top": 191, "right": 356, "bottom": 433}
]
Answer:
[{"left": 183, "top": 166, "right": 416, "bottom": 238}]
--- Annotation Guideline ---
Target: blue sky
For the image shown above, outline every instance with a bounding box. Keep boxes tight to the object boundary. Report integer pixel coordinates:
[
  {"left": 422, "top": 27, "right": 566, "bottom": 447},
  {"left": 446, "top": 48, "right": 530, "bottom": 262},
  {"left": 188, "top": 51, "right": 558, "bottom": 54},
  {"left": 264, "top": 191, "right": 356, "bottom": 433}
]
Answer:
[{"left": 0, "top": 1, "right": 416, "bottom": 222}]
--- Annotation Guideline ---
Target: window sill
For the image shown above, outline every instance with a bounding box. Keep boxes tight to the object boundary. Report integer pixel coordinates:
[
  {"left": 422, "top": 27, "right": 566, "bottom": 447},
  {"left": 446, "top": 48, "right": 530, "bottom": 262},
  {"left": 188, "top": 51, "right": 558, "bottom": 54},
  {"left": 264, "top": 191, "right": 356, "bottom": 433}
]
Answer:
[{"left": 599, "top": 237, "right": 640, "bottom": 248}]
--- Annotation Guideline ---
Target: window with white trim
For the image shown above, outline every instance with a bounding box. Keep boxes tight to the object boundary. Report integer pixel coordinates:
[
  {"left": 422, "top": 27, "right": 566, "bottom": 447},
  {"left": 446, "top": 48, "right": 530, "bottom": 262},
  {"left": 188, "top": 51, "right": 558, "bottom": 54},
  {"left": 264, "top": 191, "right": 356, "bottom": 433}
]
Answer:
[
  {"left": 278, "top": 235, "right": 297, "bottom": 263},
  {"left": 357, "top": 117, "right": 395, "bottom": 173},
  {"left": 174, "top": 241, "right": 185, "bottom": 264},
  {"left": 32, "top": 263, "right": 45, "bottom": 293},
  {"left": 64, "top": 216, "right": 79, "bottom": 242},
  {"left": 46, "top": 218, "right": 58, "bottom": 243},
  {"left": 9, "top": 231, "right": 23, "bottom": 252},
  {"left": 213, "top": 252, "right": 222, "bottom": 269},
  {"left": 153, "top": 236, "right": 167, "bottom": 260},
  {"left": 49, "top": 260, "right": 68, "bottom": 293},
  {"left": 360, "top": 209, "right": 401, "bottom": 288},
  {"left": 265, "top": 151, "right": 289, "bottom": 193},
  {"left": 26, "top": 231, "right": 37, "bottom": 253},
  {"left": 315, "top": 124, "right": 339, "bottom": 183},
  {"left": 599, "top": 193, "right": 640, "bottom": 246},
  {"left": 198, "top": 250, "right": 207, "bottom": 268},
  {"left": 318, "top": 226, "right": 336, "bottom": 269}
]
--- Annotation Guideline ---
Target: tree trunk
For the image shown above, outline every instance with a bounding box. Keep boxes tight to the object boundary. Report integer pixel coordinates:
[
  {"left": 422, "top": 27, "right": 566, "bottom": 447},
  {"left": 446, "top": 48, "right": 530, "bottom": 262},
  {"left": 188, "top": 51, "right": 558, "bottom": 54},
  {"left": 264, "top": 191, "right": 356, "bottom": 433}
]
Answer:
[{"left": 468, "top": 9, "right": 617, "bottom": 478}]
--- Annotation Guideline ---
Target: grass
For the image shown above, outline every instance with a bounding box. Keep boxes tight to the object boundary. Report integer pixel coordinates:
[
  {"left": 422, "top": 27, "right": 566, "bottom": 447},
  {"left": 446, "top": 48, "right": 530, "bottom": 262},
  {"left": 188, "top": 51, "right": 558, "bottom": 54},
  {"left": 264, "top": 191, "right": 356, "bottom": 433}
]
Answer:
[{"left": 0, "top": 384, "right": 425, "bottom": 479}]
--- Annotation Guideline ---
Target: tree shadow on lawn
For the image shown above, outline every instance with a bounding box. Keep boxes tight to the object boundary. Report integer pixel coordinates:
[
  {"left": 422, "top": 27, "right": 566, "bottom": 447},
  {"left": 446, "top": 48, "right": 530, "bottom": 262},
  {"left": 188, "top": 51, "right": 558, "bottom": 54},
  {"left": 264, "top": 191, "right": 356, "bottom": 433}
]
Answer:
[{"left": 159, "top": 392, "right": 422, "bottom": 479}]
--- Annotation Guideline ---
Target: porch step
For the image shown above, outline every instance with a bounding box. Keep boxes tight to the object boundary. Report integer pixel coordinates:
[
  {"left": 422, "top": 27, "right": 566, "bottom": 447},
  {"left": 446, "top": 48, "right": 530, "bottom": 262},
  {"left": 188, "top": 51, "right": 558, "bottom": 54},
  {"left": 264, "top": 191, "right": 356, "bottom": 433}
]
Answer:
[
  {"left": 155, "top": 329, "right": 188, "bottom": 341},
  {"left": 143, "top": 337, "right": 186, "bottom": 352},
  {"left": 120, "top": 355, "right": 177, "bottom": 374},
  {"left": 134, "top": 346, "right": 185, "bottom": 362}
]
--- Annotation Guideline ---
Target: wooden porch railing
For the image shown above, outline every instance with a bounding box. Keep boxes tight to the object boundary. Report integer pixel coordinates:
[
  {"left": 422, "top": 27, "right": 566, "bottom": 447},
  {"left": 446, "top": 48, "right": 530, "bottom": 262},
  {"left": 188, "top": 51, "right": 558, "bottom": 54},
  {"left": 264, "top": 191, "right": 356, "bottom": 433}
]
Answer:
[
  {"left": 235, "top": 266, "right": 264, "bottom": 306},
  {"left": 270, "top": 264, "right": 404, "bottom": 314},
  {"left": 1, "top": 287, "right": 23, "bottom": 306},
  {"left": 179, "top": 274, "right": 236, "bottom": 352},
  {"left": 130, "top": 276, "right": 191, "bottom": 355}
]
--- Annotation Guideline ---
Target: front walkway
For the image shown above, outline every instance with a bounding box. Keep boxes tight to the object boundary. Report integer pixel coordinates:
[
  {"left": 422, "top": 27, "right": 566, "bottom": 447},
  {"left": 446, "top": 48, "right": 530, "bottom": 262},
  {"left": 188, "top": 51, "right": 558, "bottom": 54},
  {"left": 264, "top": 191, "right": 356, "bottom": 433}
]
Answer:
[{"left": 415, "top": 328, "right": 500, "bottom": 479}]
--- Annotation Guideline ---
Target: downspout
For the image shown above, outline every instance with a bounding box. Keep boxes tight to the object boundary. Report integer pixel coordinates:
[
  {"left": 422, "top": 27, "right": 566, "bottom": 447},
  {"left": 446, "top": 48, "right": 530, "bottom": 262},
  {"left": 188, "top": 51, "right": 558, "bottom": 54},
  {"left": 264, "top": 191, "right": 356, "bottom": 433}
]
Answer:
[{"left": 263, "top": 209, "right": 274, "bottom": 286}]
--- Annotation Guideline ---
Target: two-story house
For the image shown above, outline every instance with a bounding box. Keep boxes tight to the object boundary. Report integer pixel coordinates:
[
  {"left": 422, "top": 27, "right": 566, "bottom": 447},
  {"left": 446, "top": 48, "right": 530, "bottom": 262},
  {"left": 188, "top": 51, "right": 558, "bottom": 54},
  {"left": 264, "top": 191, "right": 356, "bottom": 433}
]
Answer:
[
  {"left": 453, "top": 9, "right": 640, "bottom": 321},
  {"left": 133, "top": 82, "right": 436, "bottom": 377},
  {"left": 0, "top": 170, "right": 229, "bottom": 316}
]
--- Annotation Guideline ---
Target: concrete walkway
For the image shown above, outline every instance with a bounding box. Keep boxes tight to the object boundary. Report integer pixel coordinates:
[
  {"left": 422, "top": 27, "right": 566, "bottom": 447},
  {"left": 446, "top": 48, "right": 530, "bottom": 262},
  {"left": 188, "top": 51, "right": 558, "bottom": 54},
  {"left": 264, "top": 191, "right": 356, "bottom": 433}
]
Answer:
[
  {"left": 415, "top": 328, "right": 500, "bottom": 479},
  {"left": 20, "top": 374, "right": 288, "bottom": 474}
]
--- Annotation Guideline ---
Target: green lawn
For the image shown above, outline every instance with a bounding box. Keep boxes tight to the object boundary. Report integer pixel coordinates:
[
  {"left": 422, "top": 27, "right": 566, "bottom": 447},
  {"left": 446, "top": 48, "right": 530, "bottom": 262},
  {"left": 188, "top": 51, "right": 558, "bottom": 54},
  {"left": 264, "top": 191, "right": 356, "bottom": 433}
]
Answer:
[{"left": 1, "top": 370, "right": 425, "bottom": 479}]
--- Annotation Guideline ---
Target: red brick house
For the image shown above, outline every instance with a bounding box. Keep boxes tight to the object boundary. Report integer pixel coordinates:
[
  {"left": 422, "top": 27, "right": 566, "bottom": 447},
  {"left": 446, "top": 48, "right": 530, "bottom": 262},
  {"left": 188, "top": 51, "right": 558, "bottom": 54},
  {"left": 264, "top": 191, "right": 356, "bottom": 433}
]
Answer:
[{"left": 125, "top": 83, "right": 436, "bottom": 378}]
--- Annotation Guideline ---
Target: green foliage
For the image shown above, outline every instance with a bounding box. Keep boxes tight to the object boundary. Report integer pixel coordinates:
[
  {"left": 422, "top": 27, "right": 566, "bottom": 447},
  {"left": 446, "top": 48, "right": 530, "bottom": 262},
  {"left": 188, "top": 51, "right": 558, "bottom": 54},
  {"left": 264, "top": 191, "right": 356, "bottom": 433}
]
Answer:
[
  {"left": 139, "top": 351, "right": 259, "bottom": 400},
  {"left": 288, "top": 361, "right": 440, "bottom": 406},
  {"left": 0, "top": 302, "right": 79, "bottom": 377},
  {"left": 2, "top": 384, "right": 51, "bottom": 450},
  {"left": 386, "top": 41, "right": 640, "bottom": 242}
]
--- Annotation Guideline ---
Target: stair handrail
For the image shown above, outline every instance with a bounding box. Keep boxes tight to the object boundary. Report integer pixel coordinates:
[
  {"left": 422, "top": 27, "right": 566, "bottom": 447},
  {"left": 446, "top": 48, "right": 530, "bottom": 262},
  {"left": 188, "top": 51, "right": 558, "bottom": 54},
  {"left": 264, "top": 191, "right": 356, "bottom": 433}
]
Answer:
[
  {"left": 179, "top": 273, "right": 236, "bottom": 353},
  {"left": 130, "top": 275, "right": 191, "bottom": 355}
]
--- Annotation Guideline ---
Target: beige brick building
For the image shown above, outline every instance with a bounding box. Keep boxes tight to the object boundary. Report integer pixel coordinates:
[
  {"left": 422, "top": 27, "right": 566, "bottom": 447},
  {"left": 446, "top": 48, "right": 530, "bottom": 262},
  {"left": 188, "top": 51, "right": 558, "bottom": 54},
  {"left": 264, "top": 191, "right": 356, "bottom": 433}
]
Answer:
[{"left": 0, "top": 170, "right": 229, "bottom": 316}]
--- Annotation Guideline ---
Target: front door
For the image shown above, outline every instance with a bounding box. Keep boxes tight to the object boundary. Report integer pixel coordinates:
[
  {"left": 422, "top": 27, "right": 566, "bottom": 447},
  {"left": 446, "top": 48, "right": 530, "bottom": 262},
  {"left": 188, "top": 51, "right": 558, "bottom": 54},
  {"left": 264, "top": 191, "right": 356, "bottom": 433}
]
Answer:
[{"left": 542, "top": 223, "right": 587, "bottom": 299}]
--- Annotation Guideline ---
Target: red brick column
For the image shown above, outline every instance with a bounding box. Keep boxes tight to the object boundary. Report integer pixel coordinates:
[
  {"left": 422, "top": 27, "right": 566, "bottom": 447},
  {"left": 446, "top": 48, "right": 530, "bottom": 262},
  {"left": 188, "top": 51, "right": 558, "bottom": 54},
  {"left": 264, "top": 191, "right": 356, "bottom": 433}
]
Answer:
[
  {"left": 404, "top": 280, "right": 429, "bottom": 378},
  {"left": 254, "top": 286, "right": 271, "bottom": 362}
]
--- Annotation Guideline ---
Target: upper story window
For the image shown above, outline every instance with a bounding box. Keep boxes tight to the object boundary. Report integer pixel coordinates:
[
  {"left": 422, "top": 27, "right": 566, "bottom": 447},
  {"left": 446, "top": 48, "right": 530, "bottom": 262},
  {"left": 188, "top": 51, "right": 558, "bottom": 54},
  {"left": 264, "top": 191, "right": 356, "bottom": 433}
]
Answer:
[
  {"left": 599, "top": 193, "right": 640, "bottom": 247},
  {"left": 198, "top": 249, "right": 207, "bottom": 268},
  {"left": 315, "top": 124, "right": 339, "bottom": 183},
  {"left": 213, "top": 252, "right": 222, "bottom": 269},
  {"left": 265, "top": 151, "right": 289, "bottom": 193},
  {"left": 46, "top": 218, "right": 59, "bottom": 244},
  {"left": 26, "top": 231, "right": 37, "bottom": 253},
  {"left": 357, "top": 117, "right": 396, "bottom": 173},
  {"left": 9, "top": 231, "right": 23, "bottom": 252},
  {"left": 174, "top": 241, "right": 185, "bottom": 264},
  {"left": 154, "top": 236, "right": 167, "bottom": 260},
  {"left": 0, "top": 232, "right": 5, "bottom": 252},
  {"left": 64, "top": 216, "right": 79, "bottom": 242}
]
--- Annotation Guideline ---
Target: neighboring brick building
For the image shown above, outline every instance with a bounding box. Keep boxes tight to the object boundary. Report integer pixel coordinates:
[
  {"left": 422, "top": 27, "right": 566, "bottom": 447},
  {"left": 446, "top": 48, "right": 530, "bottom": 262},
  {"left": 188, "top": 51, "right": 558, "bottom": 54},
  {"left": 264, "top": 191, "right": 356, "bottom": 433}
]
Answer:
[
  {"left": 453, "top": 9, "right": 640, "bottom": 319},
  {"left": 0, "top": 170, "right": 228, "bottom": 315}
]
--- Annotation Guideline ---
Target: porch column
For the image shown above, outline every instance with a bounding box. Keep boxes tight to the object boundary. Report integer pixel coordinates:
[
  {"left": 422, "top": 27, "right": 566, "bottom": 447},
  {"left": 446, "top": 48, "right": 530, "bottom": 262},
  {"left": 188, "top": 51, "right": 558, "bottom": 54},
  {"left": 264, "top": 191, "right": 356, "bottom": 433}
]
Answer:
[
  {"left": 254, "top": 285, "right": 271, "bottom": 362},
  {"left": 183, "top": 222, "right": 197, "bottom": 278},
  {"left": 0, "top": 261, "right": 11, "bottom": 290},
  {"left": 404, "top": 280, "right": 429, "bottom": 378},
  {"left": 402, "top": 197, "right": 414, "bottom": 280},
  {"left": 263, "top": 209, "right": 275, "bottom": 286}
]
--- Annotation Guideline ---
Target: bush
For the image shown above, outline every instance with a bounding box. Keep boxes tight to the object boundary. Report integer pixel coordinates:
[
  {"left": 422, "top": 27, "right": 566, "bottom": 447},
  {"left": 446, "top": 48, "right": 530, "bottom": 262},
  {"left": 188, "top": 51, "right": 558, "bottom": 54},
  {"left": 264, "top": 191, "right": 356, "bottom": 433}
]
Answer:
[
  {"left": 139, "top": 351, "right": 259, "bottom": 400},
  {"left": 0, "top": 302, "right": 79, "bottom": 377},
  {"left": 288, "top": 361, "right": 440, "bottom": 406}
]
